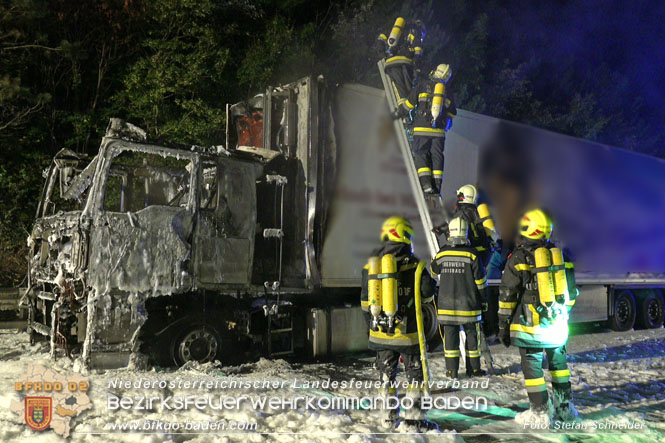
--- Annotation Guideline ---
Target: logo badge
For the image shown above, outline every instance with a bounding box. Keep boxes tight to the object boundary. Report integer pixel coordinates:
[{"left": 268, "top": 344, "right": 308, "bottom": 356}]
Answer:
[{"left": 25, "top": 397, "right": 51, "bottom": 431}]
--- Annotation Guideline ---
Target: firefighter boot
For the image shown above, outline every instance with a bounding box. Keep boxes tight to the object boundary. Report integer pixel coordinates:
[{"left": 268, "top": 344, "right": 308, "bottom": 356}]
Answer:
[
  {"left": 420, "top": 178, "right": 435, "bottom": 195},
  {"left": 414, "top": 162, "right": 434, "bottom": 194},
  {"left": 433, "top": 176, "right": 442, "bottom": 196},
  {"left": 514, "top": 400, "right": 553, "bottom": 430},
  {"left": 404, "top": 383, "right": 424, "bottom": 420},
  {"left": 403, "top": 419, "right": 441, "bottom": 433},
  {"left": 465, "top": 352, "right": 485, "bottom": 377},
  {"left": 554, "top": 402, "right": 578, "bottom": 422},
  {"left": 379, "top": 385, "right": 399, "bottom": 427}
]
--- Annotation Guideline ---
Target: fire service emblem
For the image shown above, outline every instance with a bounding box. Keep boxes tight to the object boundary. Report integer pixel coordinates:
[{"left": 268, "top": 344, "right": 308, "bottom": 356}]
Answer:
[{"left": 25, "top": 397, "right": 52, "bottom": 431}]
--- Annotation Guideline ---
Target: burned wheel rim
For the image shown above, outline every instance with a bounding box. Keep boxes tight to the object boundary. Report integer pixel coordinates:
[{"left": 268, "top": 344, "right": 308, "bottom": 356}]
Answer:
[{"left": 172, "top": 326, "right": 220, "bottom": 366}]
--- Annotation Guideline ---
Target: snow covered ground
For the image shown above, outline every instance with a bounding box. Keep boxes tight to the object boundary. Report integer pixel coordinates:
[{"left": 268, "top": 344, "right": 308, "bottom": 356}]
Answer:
[{"left": 0, "top": 325, "right": 664, "bottom": 442}]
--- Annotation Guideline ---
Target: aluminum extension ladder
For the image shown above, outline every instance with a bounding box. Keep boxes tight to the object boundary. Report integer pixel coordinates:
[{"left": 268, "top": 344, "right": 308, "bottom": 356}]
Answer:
[
  {"left": 377, "top": 60, "right": 447, "bottom": 258},
  {"left": 378, "top": 62, "right": 497, "bottom": 374}
]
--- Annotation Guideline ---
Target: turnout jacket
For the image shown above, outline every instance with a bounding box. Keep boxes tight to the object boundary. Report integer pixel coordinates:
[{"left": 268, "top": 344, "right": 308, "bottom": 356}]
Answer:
[
  {"left": 499, "top": 239, "right": 579, "bottom": 348},
  {"left": 360, "top": 242, "right": 436, "bottom": 354},
  {"left": 405, "top": 79, "right": 457, "bottom": 137},
  {"left": 430, "top": 244, "right": 489, "bottom": 325},
  {"left": 453, "top": 203, "right": 493, "bottom": 256}
]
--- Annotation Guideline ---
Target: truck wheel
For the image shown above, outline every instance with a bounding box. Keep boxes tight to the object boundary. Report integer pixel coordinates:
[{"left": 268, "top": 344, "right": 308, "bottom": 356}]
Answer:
[
  {"left": 635, "top": 290, "right": 664, "bottom": 329},
  {"left": 170, "top": 323, "right": 221, "bottom": 367},
  {"left": 609, "top": 290, "right": 636, "bottom": 332},
  {"left": 422, "top": 303, "right": 438, "bottom": 342}
]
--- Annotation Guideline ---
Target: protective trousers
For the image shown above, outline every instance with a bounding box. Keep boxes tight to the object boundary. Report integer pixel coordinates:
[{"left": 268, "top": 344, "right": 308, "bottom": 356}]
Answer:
[
  {"left": 375, "top": 350, "right": 425, "bottom": 421},
  {"left": 519, "top": 345, "right": 572, "bottom": 409},
  {"left": 483, "top": 293, "right": 500, "bottom": 337},
  {"left": 443, "top": 323, "right": 481, "bottom": 375},
  {"left": 411, "top": 136, "right": 445, "bottom": 193},
  {"left": 385, "top": 64, "right": 414, "bottom": 112}
]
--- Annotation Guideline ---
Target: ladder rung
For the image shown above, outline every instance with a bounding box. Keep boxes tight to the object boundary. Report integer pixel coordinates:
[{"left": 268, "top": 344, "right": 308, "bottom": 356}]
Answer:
[
  {"left": 36, "top": 291, "right": 57, "bottom": 301},
  {"left": 270, "top": 350, "right": 294, "bottom": 357},
  {"left": 31, "top": 322, "right": 51, "bottom": 336}
]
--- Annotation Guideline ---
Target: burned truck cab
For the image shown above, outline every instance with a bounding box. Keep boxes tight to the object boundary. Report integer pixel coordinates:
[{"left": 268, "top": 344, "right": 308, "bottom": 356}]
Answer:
[
  {"left": 27, "top": 126, "right": 266, "bottom": 368},
  {"left": 27, "top": 149, "right": 92, "bottom": 350},
  {"left": 26, "top": 76, "right": 335, "bottom": 368}
]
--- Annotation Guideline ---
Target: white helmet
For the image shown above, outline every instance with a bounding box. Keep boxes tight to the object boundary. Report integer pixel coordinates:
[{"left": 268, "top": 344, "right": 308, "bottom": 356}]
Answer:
[
  {"left": 432, "top": 64, "right": 452, "bottom": 83},
  {"left": 456, "top": 184, "right": 478, "bottom": 205},
  {"left": 447, "top": 217, "right": 469, "bottom": 245}
]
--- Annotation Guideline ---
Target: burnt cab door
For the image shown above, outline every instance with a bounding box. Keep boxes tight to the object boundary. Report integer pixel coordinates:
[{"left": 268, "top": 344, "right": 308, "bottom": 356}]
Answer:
[
  {"left": 194, "top": 158, "right": 260, "bottom": 287},
  {"left": 88, "top": 145, "right": 196, "bottom": 298}
]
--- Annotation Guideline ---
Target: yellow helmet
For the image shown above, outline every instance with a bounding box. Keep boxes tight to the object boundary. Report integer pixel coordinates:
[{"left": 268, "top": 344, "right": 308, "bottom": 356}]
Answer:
[
  {"left": 381, "top": 216, "right": 414, "bottom": 244},
  {"left": 431, "top": 64, "right": 452, "bottom": 83},
  {"left": 447, "top": 217, "right": 469, "bottom": 244},
  {"left": 520, "top": 209, "right": 553, "bottom": 240},
  {"left": 456, "top": 184, "right": 478, "bottom": 205}
]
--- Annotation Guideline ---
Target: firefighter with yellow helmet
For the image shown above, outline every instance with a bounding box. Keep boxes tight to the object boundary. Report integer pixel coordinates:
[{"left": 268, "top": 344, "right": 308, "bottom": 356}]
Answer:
[
  {"left": 378, "top": 18, "right": 426, "bottom": 116},
  {"left": 430, "top": 217, "right": 489, "bottom": 379},
  {"left": 404, "top": 63, "right": 457, "bottom": 195},
  {"left": 360, "top": 216, "right": 438, "bottom": 431},
  {"left": 499, "top": 209, "right": 579, "bottom": 426}
]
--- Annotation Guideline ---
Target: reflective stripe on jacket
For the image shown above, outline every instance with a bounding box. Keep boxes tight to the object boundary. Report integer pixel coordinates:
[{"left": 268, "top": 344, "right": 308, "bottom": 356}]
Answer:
[{"left": 430, "top": 246, "right": 488, "bottom": 325}]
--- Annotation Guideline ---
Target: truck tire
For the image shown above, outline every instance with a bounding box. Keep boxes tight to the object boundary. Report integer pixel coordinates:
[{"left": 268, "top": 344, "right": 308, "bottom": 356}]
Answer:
[
  {"left": 170, "top": 323, "right": 222, "bottom": 367},
  {"left": 635, "top": 290, "right": 664, "bottom": 329},
  {"left": 609, "top": 290, "right": 636, "bottom": 332}
]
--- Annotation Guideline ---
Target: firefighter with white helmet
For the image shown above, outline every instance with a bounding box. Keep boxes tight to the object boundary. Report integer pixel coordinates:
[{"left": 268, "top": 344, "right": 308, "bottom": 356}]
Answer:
[
  {"left": 404, "top": 63, "right": 457, "bottom": 195},
  {"left": 360, "top": 216, "right": 438, "bottom": 431},
  {"left": 499, "top": 209, "right": 579, "bottom": 427},
  {"left": 452, "top": 184, "right": 496, "bottom": 268},
  {"left": 430, "top": 216, "right": 489, "bottom": 379}
]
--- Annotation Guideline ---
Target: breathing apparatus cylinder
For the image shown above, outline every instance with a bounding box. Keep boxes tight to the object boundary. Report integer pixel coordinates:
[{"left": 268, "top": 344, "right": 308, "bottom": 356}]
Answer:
[
  {"left": 534, "top": 247, "right": 555, "bottom": 305},
  {"left": 367, "top": 256, "right": 382, "bottom": 330},
  {"left": 477, "top": 203, "right": 495, "bottom": 230},
  {"left": 550, "top": 248, "right": 568, "bottom": 303},
  {"left": 477, "top": 203, "right": 499, "bottom": 242},
  {"left": 431, "top": 82, "right": 445, "bottom": 125},
  {"left": 388, "top": 17, "right": 405, "bottom": 48},
  {"left": 381, "top": 254, "right": 398, "bottom": 330}
]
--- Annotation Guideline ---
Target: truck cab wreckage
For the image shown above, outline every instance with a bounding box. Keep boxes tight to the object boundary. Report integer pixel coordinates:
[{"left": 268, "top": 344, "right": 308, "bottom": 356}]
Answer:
[{"left": 24, "top": 76, "right": 388, "bottom": 369}]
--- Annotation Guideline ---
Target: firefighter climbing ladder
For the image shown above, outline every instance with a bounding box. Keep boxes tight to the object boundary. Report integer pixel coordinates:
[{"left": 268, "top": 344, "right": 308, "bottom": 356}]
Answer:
[
  {"left": 378, "top": 59, "right": 441, "bottom": 389},
  {"left": 378, "top": 60, "right": 496, "bottom": 376},
  {"left": 377, "top": 60, "right": 442, "bottom": 259}
]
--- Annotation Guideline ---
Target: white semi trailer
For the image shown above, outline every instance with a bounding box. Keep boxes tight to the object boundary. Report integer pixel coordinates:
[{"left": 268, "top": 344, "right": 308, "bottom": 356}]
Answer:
[{"left": 325, "top": 80, "right": 665, "bottom": 335}]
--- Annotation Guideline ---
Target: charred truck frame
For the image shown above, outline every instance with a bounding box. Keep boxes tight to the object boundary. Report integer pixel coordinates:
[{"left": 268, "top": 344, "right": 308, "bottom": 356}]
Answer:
[{"left": 24, "top": 77, "right": 376, "bottom": 369}]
